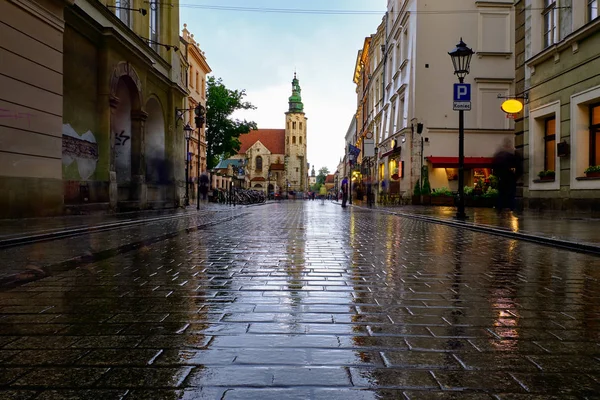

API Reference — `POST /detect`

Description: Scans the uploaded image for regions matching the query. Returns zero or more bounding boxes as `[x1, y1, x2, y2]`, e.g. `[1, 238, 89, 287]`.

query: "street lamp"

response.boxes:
[183, 123, 193, 206]
[448, 38, 474, 220]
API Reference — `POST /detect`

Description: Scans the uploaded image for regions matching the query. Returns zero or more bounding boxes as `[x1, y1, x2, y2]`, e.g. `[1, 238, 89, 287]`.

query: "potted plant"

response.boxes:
[412, 180, 421, 205]
[537, 170, 555, 181]
[584, 165, 600, 178]
[430, 187, 455, 206]
[421, 169, 432, 205]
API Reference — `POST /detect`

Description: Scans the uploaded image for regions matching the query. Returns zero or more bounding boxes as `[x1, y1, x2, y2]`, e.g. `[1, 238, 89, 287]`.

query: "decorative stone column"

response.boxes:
[108, 95, 120, 209]
[131, 109, 148, 208]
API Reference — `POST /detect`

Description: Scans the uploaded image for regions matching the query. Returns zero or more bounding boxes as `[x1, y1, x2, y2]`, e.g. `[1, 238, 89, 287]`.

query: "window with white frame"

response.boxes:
[397, 96, 405, 130]
[544, 117, 556, 171]
[389, 102, 396, 135]
[529, 101, 560, 190]
[396, 43, 401, 70]
[115, 0, 132, 27]
[402, 27, 408, 62]
[590, 0, 599, 22]
[589, 103, 600, 166]
[543, 0, 558, 48]
[149, 2, 159, 51]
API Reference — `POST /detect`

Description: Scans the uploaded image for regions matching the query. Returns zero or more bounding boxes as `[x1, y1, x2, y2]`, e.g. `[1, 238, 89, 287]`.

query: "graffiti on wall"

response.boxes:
[0, 108, 34, 127]
[62, 124, 98, 180]
[114, 130, 130, 146]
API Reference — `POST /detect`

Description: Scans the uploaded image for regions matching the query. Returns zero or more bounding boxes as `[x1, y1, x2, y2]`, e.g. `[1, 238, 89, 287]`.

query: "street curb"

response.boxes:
[0, 212, 251, 291]
[345, 203, 600, 257]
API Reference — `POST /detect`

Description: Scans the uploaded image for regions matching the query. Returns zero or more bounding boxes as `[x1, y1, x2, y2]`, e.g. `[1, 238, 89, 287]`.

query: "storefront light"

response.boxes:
[501, 99, 524, 114]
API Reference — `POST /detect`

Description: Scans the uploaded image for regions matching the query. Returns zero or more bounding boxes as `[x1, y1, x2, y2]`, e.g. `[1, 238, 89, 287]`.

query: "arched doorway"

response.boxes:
[109, 62, 144, 206]
[145, 97, 166, 202]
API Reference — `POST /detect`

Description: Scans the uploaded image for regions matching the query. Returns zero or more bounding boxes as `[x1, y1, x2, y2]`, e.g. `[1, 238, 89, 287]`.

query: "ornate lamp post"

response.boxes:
[448, 38, 474, 220]
[183, 123, 193, 206]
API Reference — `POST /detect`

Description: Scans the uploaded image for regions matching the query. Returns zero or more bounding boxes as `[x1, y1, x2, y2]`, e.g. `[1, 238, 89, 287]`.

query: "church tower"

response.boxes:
[284, 73, 308, 193]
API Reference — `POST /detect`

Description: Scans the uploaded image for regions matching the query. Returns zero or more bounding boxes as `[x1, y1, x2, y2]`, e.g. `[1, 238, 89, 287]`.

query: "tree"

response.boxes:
[205, 77, 257, 170]
[316, 167, 329, 186]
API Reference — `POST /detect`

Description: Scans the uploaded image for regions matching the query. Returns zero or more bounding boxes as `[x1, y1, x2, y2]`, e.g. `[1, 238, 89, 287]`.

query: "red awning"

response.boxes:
[426, 156, 494, 168]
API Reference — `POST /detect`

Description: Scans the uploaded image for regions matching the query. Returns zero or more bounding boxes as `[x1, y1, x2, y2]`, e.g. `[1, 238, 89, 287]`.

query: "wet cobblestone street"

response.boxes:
[1, 201, 600, 399]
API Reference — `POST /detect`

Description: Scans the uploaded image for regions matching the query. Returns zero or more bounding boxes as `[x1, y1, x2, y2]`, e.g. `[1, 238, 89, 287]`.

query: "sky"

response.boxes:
[182, 0, 385, 174]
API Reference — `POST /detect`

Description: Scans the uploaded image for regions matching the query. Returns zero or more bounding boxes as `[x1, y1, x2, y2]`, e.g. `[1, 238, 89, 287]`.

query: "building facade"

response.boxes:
[519, 0, 600, 212]
[226, 74, 309, 196]
[1, 0, 188, 218]
[0, 0, 72, 218]
[181, 24, 211, 201]
[351, 0, 516, 201]
[61, 0, 187, 212]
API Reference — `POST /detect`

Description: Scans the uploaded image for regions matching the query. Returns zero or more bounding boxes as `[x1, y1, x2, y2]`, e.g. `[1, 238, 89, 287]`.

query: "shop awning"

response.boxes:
[426, 156, 494, 168]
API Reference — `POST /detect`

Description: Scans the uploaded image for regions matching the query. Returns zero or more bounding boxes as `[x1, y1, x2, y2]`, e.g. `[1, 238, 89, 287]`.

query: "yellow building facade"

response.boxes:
[181, 24, 211, 201]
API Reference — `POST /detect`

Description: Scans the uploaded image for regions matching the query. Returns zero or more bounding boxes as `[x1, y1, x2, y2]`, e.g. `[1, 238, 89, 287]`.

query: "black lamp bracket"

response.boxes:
[175, 107, 195, 127]
[497, 92, 529, 103]
[106, 5, 147, 16]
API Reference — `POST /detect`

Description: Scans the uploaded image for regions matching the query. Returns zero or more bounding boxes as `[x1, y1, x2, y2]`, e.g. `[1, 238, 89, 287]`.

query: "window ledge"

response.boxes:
[576, 176, 600, 181]
[477, 51, 512, 59]
[533, 178, 555, 183]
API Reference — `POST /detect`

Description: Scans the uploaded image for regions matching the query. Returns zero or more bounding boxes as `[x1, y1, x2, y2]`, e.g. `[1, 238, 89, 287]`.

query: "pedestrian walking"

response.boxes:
[492, 138, 523, 212]
[341, 177, 349, 208]
[199, 173, 209, 201]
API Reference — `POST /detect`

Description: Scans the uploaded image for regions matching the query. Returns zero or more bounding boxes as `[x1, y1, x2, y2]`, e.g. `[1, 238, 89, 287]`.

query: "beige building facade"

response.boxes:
[0, 0, 72, 218]
[519, 0, 600, 213]
[353, 0, 516, 201]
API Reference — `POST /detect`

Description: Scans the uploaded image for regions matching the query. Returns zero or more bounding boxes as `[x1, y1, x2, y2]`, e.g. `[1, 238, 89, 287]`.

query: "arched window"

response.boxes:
[299, 136, 303, 144]
[292, 136, 296, 144]
[300, 122, 303, 130]
[256, 156, 263, 171]
[292, 121, 297, 129]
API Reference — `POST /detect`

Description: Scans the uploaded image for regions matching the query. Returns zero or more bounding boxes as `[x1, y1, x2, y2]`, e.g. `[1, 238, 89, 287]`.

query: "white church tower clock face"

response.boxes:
[285, 73, 308, 193]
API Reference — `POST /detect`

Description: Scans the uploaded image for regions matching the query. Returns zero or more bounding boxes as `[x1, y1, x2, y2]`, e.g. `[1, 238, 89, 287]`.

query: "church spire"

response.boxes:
[288, 73, 304, 113]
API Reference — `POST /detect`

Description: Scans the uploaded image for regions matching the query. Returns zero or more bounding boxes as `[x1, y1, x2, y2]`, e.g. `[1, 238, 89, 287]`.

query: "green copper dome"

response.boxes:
[288, 72, 304, 113]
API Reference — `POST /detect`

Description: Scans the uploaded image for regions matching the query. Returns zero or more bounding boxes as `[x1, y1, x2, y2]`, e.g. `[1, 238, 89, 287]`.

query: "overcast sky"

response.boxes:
[182, 0, 385, 173]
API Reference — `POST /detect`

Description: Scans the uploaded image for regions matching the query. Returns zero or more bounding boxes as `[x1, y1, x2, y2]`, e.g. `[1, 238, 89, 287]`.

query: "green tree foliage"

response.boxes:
[205, 77, 257, 170]
[310, 183, 322, 193]
[316, 167, 329, 185]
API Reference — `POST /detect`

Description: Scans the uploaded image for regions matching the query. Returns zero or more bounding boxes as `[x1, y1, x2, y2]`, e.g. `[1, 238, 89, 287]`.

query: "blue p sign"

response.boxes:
[453, 83, 471, 102]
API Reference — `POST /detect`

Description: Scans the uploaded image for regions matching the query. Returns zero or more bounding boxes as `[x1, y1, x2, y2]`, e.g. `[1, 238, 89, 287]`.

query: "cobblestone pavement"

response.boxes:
[1, 201, 600, 399]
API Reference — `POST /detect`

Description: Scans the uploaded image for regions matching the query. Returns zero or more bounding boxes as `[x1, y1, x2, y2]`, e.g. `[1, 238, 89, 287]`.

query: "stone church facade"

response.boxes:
[231, 74, 308, 195]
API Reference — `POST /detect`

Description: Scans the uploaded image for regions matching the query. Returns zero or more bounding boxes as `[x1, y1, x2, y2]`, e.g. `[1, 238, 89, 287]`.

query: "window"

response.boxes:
[189, 67, 194, 88]
[590, 0, 599, 22]
[196, 72, 199, 93]
[149, 2, 159, 51]
[287, 121, 290, 129]
[389, 101, 396, 134]
[292, 136, 296, 144]
[544, 117, 556, 171]
[299, 136, 302, 145]
[292, 121, 296, 129]
[299, 122, 303, 130]
[202, 78, 205, 97]
[402, 28, 408, 61]
[256, 156, 263, 171]
[397, 97, 405, 130]
[543, 0, 557, 48]
[115, 0, 132, 27]
[590, 104, 600, 166]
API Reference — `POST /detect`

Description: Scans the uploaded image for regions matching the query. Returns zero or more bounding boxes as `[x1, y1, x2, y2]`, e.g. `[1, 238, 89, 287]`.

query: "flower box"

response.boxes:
[430, 195, 455, 206]
[586, 171, 600, 178]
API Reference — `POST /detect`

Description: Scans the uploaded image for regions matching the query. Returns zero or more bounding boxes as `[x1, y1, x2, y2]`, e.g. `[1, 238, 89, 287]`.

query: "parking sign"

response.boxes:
[453, 83, 471, 111]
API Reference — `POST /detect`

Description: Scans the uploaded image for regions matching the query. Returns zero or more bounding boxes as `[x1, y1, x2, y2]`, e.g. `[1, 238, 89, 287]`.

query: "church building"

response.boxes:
[229, 73, 308, 195]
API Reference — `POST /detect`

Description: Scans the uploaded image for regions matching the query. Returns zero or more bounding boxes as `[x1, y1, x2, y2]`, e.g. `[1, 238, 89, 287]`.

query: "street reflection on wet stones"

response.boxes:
[1, 201, 600, 398]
